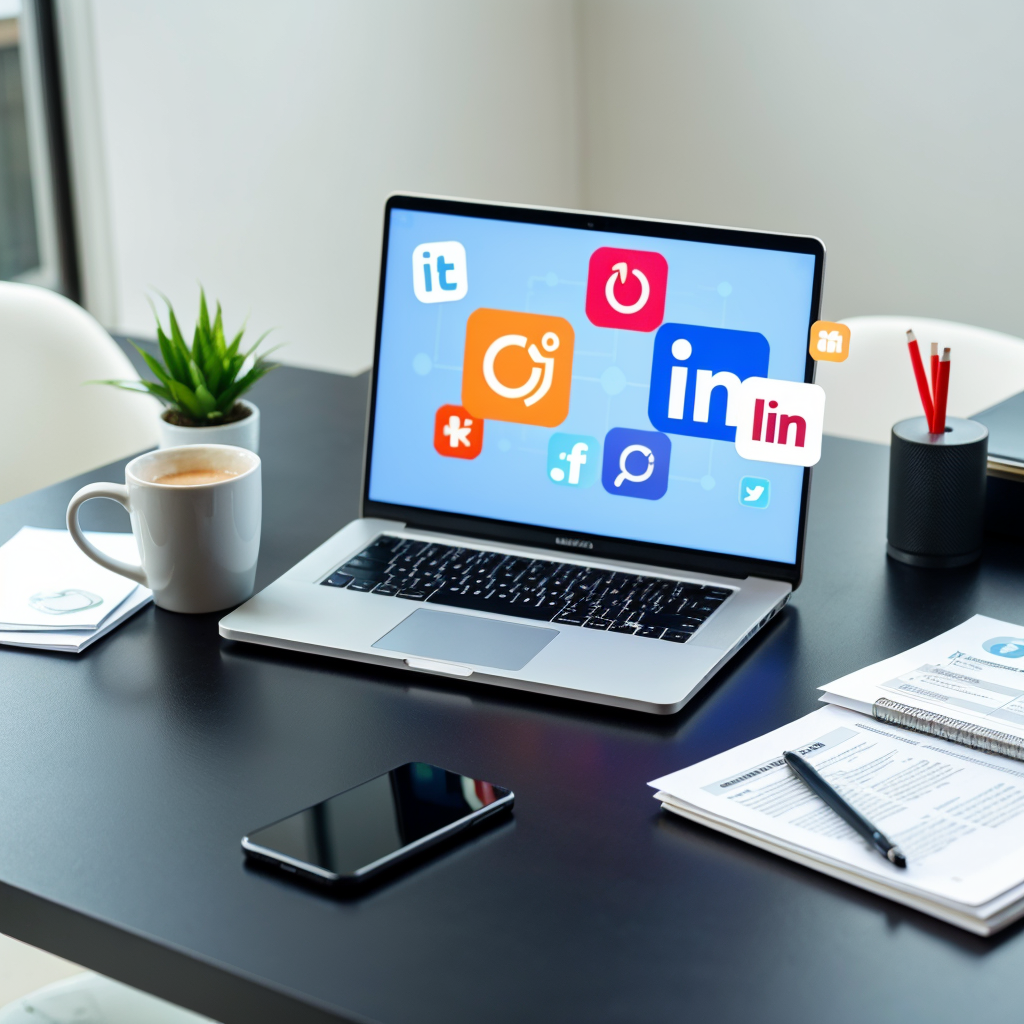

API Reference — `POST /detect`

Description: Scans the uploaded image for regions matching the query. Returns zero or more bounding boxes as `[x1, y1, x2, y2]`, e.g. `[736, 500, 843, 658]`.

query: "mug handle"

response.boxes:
[66, 483, 149, 587]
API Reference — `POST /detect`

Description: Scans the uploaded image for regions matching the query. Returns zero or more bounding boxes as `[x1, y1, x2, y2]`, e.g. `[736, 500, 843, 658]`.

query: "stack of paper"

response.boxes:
[651, 704, 1024, 934]
[0, 527, 152, 653]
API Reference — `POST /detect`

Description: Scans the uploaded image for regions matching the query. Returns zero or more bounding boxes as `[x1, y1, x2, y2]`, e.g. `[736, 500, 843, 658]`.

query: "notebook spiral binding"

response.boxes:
[873, 697, 1024, 762]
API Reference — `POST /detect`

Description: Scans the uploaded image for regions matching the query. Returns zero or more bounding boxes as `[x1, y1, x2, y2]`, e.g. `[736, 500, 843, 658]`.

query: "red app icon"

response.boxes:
[585, 246, 668, 333]
[433, 404, 483, 459]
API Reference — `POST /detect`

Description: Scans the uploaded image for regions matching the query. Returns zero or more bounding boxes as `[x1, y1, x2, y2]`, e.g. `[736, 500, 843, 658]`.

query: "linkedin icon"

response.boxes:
[647, 323, 770, 443]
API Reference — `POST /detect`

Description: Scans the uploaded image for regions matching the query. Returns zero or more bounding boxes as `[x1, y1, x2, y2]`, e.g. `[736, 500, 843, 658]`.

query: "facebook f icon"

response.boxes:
[547, 433, 600, 488]
[647, 324, 770, 442]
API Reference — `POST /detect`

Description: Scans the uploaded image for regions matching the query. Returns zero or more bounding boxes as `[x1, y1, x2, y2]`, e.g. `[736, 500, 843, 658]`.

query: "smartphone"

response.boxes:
[242, 762, 513, 885]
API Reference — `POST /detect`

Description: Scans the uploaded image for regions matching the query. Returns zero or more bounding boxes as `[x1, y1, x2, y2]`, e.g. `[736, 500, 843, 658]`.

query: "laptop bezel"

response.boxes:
[361, 193, 824, 587]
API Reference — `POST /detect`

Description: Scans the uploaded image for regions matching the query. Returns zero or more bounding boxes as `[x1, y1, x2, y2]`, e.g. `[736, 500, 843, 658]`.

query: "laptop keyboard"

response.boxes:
[320, 536, 734, 644]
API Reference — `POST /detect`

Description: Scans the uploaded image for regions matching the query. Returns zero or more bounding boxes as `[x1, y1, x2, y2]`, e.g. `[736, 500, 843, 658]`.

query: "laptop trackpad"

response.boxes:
[372, 608, 558, 671]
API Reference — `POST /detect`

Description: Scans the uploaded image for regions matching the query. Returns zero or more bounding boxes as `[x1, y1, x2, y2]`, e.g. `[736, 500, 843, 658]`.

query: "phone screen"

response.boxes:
[244, 762, 512, 879]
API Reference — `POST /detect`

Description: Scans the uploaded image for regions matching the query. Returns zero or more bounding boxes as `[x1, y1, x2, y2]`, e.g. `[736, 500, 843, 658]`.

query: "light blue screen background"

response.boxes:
[368, 208, 816, 565]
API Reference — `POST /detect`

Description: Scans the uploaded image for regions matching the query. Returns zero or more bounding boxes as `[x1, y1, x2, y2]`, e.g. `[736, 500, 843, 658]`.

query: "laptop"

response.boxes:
[219, 194, 825, 714]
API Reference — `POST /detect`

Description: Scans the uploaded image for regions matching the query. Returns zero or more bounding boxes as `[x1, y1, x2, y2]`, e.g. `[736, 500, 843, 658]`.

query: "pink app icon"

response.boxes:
[585, 247, 668, 333]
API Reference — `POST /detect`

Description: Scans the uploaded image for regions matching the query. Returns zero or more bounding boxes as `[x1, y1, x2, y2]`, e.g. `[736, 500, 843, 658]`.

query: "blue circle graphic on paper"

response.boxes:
[29, 589, 103, 615]
[983, 637, 1024, 658]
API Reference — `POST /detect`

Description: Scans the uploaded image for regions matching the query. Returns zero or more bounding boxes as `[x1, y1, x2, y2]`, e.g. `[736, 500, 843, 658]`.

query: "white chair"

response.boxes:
[0, 282, 159, 505]
[0, 971, 217, 1023]
[815, 316, 1024, 445]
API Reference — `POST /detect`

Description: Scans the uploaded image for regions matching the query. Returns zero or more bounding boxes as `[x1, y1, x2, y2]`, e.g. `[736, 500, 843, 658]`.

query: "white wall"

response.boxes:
[63, 0, 582, 374]
[60, 0, 1024, 375]
[577, 0, 1024, 337]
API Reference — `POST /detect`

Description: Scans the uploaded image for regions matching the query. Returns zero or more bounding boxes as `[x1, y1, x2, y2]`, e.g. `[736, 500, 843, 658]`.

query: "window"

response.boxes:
[0, 0, 78, 297]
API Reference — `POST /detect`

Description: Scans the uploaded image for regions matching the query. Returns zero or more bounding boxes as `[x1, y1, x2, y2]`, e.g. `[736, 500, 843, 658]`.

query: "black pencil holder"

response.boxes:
[887, 416, 988, 568]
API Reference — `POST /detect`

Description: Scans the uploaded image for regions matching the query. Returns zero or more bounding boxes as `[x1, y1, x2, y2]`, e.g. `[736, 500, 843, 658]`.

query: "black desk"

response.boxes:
[2, 360, 1024, 1024]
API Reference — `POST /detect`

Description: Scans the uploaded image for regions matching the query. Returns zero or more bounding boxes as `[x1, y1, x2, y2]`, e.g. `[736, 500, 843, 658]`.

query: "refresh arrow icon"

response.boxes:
[605, 262, 650, 315]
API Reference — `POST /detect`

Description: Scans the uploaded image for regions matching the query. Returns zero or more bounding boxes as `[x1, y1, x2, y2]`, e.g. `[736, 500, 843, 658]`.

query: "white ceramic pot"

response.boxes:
[157, 399, 260, 453]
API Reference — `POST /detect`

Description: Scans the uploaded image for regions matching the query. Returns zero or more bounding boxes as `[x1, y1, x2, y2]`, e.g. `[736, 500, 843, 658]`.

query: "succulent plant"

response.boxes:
[99, 289, 278, 426]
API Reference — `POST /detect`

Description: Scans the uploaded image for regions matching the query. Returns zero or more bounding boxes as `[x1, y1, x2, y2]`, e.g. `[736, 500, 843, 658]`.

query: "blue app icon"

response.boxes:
[983, 637, 1024, 658]
[547, 433, 600, 488]
[739, 476, 770, 509]
[601, 427, 671, 500]
[647, 323, 770, 442]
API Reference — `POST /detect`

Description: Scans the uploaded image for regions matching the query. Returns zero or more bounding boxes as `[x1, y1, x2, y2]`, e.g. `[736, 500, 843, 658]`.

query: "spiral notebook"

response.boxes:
[819, 615, 1024, 759]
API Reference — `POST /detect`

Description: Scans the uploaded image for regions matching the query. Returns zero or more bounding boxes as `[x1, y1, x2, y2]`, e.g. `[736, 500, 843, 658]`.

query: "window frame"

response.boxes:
[5, 0, 79, 299]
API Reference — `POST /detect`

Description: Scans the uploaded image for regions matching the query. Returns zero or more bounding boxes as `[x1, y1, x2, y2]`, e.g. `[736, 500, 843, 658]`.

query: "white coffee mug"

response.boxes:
[67, 444, 262, 614]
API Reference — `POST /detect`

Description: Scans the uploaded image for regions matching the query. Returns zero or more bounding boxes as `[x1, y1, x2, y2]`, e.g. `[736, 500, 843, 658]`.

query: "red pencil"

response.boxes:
[929, 342, 939, 430]
[906, 329, 935, 429]
[934, 347, 951, 433]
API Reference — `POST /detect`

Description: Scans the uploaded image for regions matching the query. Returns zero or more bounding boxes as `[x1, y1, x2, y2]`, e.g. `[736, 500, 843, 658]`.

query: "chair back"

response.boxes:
[816, 316, 1024, 445]
[0, 283, 158, 504]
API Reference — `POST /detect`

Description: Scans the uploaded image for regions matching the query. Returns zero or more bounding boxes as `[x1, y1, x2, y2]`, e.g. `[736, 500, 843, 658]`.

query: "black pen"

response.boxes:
[783, 749, 907, 868]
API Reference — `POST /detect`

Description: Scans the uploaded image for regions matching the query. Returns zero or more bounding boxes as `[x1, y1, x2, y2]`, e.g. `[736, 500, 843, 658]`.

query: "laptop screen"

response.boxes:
[367, 201, 819, 568]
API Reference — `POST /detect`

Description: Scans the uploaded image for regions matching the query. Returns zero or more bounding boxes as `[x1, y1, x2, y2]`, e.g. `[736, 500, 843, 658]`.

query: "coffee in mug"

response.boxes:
[67, 444, 261, 614]
[155, 468, 239, 486]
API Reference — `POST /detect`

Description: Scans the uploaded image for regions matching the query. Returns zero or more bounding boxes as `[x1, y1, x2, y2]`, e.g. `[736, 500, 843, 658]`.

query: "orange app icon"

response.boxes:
[809, 320, 851, 362]
[461, 308, 574, 427]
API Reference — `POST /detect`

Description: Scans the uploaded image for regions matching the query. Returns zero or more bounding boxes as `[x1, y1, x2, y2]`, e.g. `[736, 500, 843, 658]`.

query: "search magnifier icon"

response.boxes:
[601, 428, 671, 500]
[614, 444, 655, 487]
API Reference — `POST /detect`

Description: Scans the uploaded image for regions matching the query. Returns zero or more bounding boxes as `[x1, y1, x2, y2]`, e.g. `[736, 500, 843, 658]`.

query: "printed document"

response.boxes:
[650, 705, 1024, 933]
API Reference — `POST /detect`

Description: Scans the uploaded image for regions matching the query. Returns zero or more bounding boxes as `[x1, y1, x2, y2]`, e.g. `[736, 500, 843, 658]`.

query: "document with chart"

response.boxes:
[649, 704, 1024, 934]
[819, 615, 1024, 757]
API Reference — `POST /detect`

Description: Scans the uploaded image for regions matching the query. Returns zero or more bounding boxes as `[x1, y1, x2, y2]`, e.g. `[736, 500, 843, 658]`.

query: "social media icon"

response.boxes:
[809, 320, 851, 363]
[585, 247, 668, 333]
[601, 427, 671, 500]
[983, 637, 1024, 658]
[412, 241, 468, 303]
[733, 378, 825, 467]
[433, 404, 482, 459]
[461, 308, 574, 427]
[547, 433, 600, 488]
[739, 476, 770, 509]
[648, 323, 770, 442]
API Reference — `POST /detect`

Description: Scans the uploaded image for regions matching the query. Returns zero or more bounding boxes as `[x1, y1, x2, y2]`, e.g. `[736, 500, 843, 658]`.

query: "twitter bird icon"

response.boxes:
[739, 476, 770, 509]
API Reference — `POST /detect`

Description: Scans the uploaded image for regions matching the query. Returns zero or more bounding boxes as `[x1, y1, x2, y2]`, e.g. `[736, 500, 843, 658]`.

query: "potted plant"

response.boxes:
[100, 289, 278, 452]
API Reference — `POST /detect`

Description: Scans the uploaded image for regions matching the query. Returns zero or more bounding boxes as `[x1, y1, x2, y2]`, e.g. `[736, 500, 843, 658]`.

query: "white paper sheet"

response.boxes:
[650, 705, 1024, 910]
[0, 527, 140, 630]
[819, 614, 1024, 743]
[0, 584, 152, 652]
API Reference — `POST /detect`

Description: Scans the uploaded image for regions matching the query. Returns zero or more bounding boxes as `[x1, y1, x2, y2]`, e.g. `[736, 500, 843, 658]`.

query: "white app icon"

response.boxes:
[412, 241, 467, 303]
[733, 377, 825, 467]
[483, 331, 559, 407]
[605, 262, 650, 315]
[816, 329, 844, 355]
[442, 414, 473, 449]
[744, 485, 764, 502]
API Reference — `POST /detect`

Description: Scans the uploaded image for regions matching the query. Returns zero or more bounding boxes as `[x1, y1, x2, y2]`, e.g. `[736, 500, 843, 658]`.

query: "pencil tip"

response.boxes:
[942, 347, 951, 360]
[906, 329, 916, 342]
